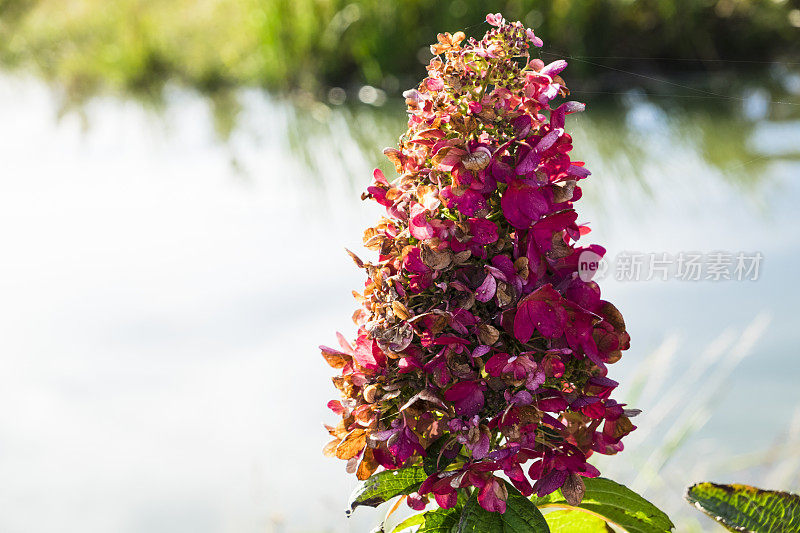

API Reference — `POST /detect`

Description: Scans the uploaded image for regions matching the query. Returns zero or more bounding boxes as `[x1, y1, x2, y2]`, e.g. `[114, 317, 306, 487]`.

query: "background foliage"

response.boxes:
[0, 0, 799, 100]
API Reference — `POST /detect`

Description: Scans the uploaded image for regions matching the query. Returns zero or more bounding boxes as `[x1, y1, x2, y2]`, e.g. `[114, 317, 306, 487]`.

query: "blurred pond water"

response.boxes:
[0, 70, 798, 532]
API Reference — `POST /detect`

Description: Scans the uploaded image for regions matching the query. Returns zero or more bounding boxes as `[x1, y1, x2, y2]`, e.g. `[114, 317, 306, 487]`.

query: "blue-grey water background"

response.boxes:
[0, 69, 798, 532]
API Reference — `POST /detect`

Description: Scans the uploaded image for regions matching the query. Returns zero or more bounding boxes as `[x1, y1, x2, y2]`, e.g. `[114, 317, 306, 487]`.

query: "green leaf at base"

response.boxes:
[544, 509, 614, 532]
[348, 466, 428, 514]
[530, 477, 674, 533]
[458, 483, 550, 532]
[392, 513, 427, 533]
[686, 482, 800, 532]
[393, 505, 462, 533]
[420, 507, 462, 532]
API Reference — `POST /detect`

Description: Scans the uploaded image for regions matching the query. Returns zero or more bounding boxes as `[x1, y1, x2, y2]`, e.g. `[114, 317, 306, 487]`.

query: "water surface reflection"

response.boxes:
[0, 72, 798, 532]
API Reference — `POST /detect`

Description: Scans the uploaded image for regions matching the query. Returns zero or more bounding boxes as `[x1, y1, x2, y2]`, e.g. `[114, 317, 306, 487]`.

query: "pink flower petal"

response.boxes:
[485, 353, 510, 377]
[526, 28, 543, 47]
[444, 381, 485, 417]
[551, 101, 586, 129]
[426, 77, 445, 91]
[410, 203, 435, 240]
[541, 60, 568, 78]
[501, 180, 548, 229]
[513, 284, 567, 342]
[475, 273, 497, 302]
[469, 218, 498, 245]
[534, 469, 567, 497]
[535, 128, 564, 153]
[441, 186, 486, 216]
[486, 13, 503, 26]
[477, 478, 507, 513]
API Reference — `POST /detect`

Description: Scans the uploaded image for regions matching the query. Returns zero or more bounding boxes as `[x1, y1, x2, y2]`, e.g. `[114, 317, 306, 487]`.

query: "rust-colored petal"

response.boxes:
[514, 257, 530, 280]
[356, 448, 379, 480]
[345, 248, 365, 269]
[335, 429, 367, 460]
[599, 301, 626, 331]
[383, 147, 404, 173]
[478, 324, 500, 345]
[392, 301, 411, 320]
[321, 346, 351, 369]
[561, 472, 586, 506]
[462, 150, 491, 171]
[323, 438, 341, 457]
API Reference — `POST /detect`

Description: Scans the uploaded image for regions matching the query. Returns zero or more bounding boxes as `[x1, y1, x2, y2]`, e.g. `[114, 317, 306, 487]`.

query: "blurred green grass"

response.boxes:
[0, 0, 798, 101]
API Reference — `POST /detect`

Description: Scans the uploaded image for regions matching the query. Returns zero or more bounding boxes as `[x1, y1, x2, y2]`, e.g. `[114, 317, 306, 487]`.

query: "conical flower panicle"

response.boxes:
[321, 13, 638, 514]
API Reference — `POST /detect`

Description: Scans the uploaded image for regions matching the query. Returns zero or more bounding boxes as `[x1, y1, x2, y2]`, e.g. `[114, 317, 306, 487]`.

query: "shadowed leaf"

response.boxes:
[423, 436, 460, 475]
[459, 483, 549, 532]
[348, 466, 428, 513]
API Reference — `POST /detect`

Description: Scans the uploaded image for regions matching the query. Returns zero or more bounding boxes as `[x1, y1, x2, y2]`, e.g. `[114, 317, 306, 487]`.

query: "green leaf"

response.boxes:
[392, 512, 426, 533]
[348, 466, 428, 513]
[530, 477, 674, 533]
[458, 483, 550, 532]
[544, 509, 613, 532]
[419, 507, 462, 533]
[423, 436, 460, 475]
[686, 482, 800, 532]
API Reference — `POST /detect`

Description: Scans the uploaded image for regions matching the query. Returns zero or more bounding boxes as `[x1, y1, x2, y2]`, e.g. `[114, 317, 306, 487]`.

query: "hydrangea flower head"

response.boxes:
[322, 13, 639, 514]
